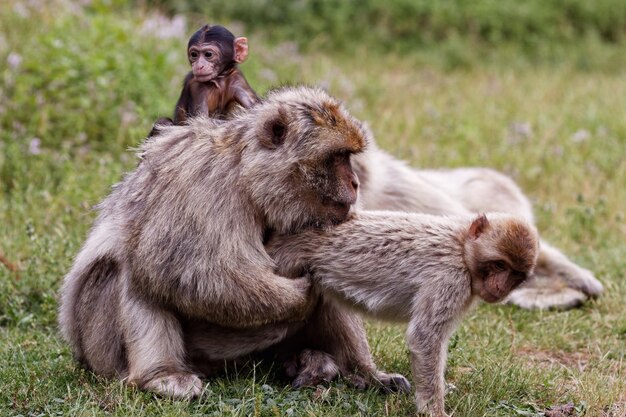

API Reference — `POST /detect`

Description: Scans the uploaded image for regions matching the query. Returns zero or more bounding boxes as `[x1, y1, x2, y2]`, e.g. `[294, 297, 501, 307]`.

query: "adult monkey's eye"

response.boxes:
[493, 261, 507, 271]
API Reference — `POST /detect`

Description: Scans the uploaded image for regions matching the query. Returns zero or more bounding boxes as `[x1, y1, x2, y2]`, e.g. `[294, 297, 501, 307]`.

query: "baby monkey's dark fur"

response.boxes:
[150, 25, 259, 136]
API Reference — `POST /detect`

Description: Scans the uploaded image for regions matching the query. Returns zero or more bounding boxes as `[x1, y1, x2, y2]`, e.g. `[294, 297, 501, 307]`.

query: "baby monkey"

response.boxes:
[268, 212, 539, 417]
[149, 25, 259, 136]
[174, 24, 259, 123]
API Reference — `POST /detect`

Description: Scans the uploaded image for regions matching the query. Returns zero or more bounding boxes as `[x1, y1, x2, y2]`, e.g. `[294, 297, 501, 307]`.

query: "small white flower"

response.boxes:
[570, 129, 590, 143]
[7, 52, 22, 70]
[29, 137, 41, 155]
[507, 122, 533, 144]
[141, 14, 187, 40]
[259, 68, 278, 83]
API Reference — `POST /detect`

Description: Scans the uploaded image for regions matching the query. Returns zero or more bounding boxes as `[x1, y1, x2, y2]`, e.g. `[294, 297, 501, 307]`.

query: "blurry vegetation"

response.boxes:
[1, 0, 625, 416]
[147, 0, 626, 51]
[0, 3, 183, 153]
[2, 0, 625, 153]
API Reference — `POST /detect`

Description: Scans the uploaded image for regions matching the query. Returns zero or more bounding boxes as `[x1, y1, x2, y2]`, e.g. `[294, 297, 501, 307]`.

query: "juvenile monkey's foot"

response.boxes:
[143, 372, 203, 399]
[290, 349, 340, 388]
[370, 371, 411, 393]
[415, 393, 449, 417]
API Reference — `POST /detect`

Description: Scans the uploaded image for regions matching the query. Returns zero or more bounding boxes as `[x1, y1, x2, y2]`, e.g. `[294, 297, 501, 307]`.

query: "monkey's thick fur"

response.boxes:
[60, 85, 602, 399]
[354, 143, 603, 309]
[59, 87, 408, 398]
[267, 211, 540, 417]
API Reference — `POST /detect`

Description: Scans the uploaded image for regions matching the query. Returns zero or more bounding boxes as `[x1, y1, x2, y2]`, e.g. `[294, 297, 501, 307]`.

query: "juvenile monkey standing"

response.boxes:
[268, 211, 539, 417]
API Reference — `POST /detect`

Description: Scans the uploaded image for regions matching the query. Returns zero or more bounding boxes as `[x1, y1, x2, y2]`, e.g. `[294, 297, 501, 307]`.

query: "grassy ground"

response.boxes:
[1, 2, 625, 416]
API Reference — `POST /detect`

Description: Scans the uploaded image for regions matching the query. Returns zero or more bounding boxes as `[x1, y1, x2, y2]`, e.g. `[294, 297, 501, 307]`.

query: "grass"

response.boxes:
[1, 1, 625, 416]
[149, 0, 626, 52]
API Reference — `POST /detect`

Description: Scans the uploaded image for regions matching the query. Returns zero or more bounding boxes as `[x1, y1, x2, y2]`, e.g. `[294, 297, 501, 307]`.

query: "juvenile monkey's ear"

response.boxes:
[469, 214, 489, 240]
[260, 108, 288, 149]
[234, 37, 249, 63]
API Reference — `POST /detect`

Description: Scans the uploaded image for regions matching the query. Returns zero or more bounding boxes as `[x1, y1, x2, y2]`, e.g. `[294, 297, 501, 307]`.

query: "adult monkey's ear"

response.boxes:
[260, 107, 288, 149]
[234, 37, 249, 63]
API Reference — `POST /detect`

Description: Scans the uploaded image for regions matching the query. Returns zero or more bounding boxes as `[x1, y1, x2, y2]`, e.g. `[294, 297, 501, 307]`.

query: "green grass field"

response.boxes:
[1, 1, 625, 416]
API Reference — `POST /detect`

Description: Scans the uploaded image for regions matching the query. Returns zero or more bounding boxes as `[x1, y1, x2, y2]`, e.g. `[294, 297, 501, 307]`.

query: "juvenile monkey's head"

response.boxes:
[187, 24, 249, 82]
[240, 86, 366, 233]
[463, 214, 539, 303]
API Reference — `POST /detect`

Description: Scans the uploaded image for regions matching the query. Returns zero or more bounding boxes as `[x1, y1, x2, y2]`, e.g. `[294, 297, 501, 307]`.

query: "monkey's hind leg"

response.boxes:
[505, 275, 587, 310]
[121, 279, 202, 399]
[536, 241, 603, 296]
[285, 297, 411, 393]
[407, 322, 450, 417]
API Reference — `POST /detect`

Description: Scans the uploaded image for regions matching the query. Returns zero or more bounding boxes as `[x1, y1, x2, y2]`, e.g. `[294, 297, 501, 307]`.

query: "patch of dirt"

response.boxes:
[515, 345, 591, 372]
[545, 402, 576, 417]
[603, 402, 626, 417]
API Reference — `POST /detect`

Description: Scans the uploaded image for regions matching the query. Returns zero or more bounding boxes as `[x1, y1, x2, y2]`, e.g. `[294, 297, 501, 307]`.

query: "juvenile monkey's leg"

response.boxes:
[120, 278, 202, 399]
[285, 296, 411, 392]
[407, 320, 450, 417]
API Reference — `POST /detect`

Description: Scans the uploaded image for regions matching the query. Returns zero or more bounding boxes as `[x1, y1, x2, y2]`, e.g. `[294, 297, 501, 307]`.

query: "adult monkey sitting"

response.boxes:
[59, 87, 409, 398]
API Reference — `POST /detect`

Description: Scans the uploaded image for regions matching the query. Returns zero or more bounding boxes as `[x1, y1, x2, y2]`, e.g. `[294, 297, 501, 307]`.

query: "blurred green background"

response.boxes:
[1, 0, 624, 416]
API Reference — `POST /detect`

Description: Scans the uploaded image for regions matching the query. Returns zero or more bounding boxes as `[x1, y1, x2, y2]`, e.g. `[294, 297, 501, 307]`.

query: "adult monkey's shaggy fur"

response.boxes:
[59, 86, 409, 398]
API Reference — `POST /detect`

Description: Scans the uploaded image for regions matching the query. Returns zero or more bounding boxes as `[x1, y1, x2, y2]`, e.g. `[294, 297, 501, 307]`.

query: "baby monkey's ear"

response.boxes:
[234, 37, 249, 63]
